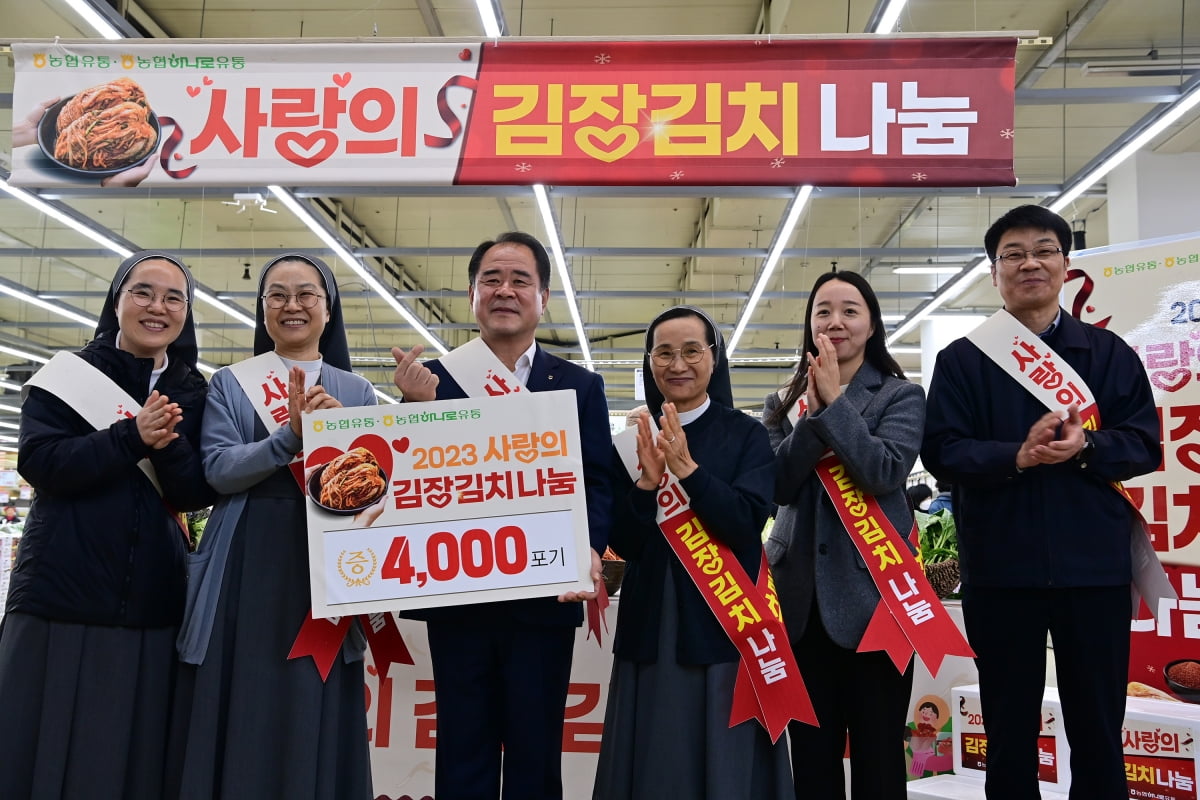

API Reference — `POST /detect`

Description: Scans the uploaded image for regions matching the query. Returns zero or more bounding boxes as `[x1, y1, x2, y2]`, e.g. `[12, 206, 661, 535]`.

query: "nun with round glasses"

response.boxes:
[169, 253, 376, 800]
[0, 250, 212, 799]
[594, 305, 791, 799]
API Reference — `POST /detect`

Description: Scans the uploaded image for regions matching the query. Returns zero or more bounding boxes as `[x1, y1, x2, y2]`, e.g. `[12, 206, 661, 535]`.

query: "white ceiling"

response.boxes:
[2, 0, 1200, 417]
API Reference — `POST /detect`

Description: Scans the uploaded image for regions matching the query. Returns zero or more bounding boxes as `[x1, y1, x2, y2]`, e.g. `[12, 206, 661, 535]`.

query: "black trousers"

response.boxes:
[961, 584, 1131, 800]
[786, 604, 913, 800]
[426, 621, 576, 800]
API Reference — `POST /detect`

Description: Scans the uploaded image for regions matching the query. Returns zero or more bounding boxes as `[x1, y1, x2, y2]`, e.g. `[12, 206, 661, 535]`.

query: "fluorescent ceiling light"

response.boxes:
[474, 0, 502, 37]
[727, 185, 814, 356]
[887, 258, 990, 345]
[0, 422, 20, 431]
[0, 345, 50, 364]
[373, 388, 398, 405]
[0, 404, 21, 414]
[0, 177, 132, 257]
[194, 288, 255, 328]
[730, 356, 801, 364]
[1051, 80, 1200, 212]
[881, 314, 906, 322]
[533, 185, 593, 368]
[2, 177, 253, 336]
[926, 314, 989, 324]
[0, 381, 22, 392]
[0, 283, 96, 327]
[61, 0, 123, 39]
[891, 266, 963, 275]
[871, 0, 909, 33]
[269, 186, 448, 355]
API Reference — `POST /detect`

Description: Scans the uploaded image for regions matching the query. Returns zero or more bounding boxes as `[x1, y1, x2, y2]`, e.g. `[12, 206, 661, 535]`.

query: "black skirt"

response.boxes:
[0, 611, 177, 800]
[592, 569, 792, 799]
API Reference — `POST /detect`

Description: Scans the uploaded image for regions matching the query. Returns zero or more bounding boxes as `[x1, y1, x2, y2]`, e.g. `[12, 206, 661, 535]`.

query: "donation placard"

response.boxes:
[303, 391, 591, 617]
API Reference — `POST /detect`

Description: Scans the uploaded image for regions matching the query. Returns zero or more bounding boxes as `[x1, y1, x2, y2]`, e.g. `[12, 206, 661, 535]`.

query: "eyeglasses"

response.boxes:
[649, 344, 714, 366]
[262, 291, 325, 309]
[994, 246, 1063, 266]
[122, 288, 187, 313]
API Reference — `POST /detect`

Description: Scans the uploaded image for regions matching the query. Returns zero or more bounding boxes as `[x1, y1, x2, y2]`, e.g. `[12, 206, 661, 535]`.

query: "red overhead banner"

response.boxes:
[10, 37, 1015, 188]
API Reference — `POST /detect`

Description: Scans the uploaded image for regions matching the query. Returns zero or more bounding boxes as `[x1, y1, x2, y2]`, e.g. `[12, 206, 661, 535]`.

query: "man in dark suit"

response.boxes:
[922, 206, 1160, 800]
[392, 231, 613, 800]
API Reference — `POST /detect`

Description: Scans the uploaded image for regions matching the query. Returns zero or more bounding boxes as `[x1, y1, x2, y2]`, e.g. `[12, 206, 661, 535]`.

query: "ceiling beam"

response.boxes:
[1017, 0, 1112, 89]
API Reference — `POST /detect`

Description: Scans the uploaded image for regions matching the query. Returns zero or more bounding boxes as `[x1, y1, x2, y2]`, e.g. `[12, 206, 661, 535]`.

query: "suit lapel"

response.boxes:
[844, 362, 884, 415]
[524, 346, 560, 393]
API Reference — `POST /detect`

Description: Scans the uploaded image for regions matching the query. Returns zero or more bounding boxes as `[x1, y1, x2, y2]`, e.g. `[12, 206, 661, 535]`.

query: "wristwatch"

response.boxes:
[1076, 430, 1096, 469]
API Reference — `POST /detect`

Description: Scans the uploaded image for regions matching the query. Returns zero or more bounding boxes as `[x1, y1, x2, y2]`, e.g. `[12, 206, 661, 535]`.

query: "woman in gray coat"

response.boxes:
[763, 270, 925, 800]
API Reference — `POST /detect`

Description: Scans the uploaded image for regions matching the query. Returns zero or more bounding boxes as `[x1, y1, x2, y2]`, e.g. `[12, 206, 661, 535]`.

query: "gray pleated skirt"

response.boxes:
[593, 569, 793, 799]
[0, 611, 177, 800]
[165, 468, 372, 800]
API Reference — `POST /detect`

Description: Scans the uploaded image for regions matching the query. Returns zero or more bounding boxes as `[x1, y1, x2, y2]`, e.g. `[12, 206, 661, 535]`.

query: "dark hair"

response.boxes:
[766, 271, 905, 427]
[983, 205, 1072, 263]
[906, 484, 933, 508]
[919, 701, 940, 717]
[468, 231, 552, 290]
[935, 479, 952, 493]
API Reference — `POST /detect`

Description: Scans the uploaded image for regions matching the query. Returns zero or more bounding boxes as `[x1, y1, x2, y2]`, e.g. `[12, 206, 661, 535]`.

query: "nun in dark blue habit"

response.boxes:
[593, 305, 792, 799]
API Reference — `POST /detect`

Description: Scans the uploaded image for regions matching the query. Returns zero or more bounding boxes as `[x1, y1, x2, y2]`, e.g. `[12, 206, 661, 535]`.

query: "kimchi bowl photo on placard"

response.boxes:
[36, 78, 160, 176]
[308, 447, 388, 515]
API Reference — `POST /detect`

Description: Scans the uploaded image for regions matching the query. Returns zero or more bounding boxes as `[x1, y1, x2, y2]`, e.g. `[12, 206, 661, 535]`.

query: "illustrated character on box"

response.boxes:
[908, 697, 953, 776]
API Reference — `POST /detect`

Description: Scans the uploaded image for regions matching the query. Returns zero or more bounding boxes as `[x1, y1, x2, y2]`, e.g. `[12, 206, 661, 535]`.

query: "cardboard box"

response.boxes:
[1123, 696, 1200, 800]
[951, 684, 1070, 790]
[905, 773, 1069, 800]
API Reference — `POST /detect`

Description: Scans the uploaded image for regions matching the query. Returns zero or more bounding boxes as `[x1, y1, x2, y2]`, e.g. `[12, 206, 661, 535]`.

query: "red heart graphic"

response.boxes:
[186, 85, 201, 97]
[427, 492, 452, 509]
[306, 445, 344, 470]
[392, 437, 410, 454]
[458, 48, 472, 61]
[1150, 368, 1191, 393]
[275, 131, 338, 168]
[333, 72, 351, 87]
[304, 434, 393, 477]
[202, 76, 213, 85]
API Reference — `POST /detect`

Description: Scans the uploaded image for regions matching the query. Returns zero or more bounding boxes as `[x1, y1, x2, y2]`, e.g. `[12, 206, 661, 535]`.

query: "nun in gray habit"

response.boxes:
[167, 254, 376, 800]
[593, 306, 792, 800]
[0, 250, 212, 800]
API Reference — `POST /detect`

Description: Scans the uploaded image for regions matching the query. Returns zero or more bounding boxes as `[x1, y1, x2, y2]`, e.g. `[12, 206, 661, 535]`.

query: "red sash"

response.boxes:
[657, 500, 817, 741]
[814, 453, 974, 675]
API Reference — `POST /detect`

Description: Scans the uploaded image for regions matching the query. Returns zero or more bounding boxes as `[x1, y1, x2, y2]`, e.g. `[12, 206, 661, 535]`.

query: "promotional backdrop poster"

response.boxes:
[1067, 234, 1200, 712]
[11, 37, 1016, 189]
